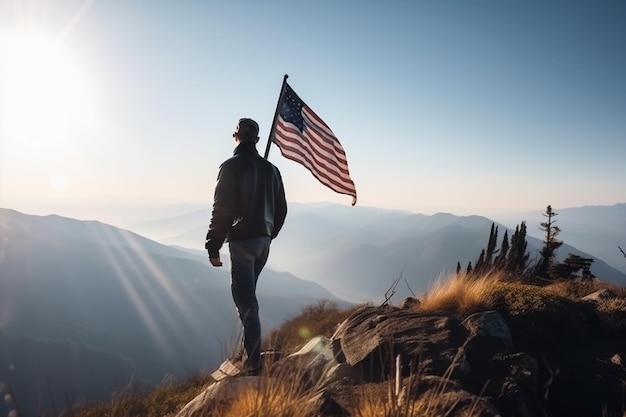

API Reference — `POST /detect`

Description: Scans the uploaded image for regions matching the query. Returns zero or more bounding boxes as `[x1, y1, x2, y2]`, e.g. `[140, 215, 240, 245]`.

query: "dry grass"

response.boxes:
[416, 270, 626, 316]
[416, 271, 626, 351]
[264, 300, 362, 354]
[352, 384, 484, 417]
[545, 279, 626, 299]
[192, 360, 336, 417]
[353, 348, 485, 417]
[220, 377, 311, 417]
[544, 279, 626, 333]
[415, 270, 506, 316]
[72, 372, 213, 417]
[65, 276, 626, 417]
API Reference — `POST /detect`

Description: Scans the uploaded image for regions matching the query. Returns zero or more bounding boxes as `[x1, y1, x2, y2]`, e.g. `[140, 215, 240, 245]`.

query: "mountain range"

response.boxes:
[1, 202, 624, 415]
[128, 202, 626, 302]
[492, 203, 626, 276]
[0, 208, 342, 416]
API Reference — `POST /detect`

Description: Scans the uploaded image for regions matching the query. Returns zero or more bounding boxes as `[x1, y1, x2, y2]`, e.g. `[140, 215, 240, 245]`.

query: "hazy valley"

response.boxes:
[1, 202, 624, 415]
[129, 202, 626, 302]
[0, 208, 343, 416]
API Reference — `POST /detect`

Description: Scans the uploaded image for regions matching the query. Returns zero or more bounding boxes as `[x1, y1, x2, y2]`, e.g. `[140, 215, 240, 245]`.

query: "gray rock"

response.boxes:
[332, 305, 469, 382]
[321, 363, 358, 388]
[462, 310, 513, 348]
[271, 336, 340, 390]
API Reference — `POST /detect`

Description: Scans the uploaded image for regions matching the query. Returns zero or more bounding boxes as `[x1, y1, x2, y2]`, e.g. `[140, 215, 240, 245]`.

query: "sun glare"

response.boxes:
[0, 32, 96, 152]
[49, 174, 69, 191]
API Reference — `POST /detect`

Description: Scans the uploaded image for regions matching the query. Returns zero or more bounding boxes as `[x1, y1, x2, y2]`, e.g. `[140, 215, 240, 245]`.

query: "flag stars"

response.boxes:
[279, 86, 306, 132]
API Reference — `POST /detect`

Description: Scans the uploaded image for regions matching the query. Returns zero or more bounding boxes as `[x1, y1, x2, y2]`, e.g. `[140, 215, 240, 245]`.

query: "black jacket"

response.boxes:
[205, 141, 287, 258]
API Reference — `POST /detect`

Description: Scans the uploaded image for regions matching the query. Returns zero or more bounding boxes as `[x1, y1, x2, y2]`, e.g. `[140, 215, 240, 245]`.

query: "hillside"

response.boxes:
[0, 208, 346, 417]
[70, 273, 626, 417]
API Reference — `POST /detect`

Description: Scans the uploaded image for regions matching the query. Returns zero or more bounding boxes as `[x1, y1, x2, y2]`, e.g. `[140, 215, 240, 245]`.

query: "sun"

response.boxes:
[49, 174, 70, 192]
[0, 31, 96, 153]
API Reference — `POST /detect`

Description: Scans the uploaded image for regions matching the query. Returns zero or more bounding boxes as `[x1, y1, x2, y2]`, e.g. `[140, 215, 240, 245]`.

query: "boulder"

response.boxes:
[175, 292, 626, 417]
[332, 305, 469, 382]
[462, 310, 513, 348]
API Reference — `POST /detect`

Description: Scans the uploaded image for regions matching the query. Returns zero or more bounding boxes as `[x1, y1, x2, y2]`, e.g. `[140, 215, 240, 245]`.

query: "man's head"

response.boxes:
[233, 118, 259, 142]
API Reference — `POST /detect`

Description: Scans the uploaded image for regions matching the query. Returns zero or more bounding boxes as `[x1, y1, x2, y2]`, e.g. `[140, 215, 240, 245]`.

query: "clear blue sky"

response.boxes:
[1, 0, 624, 221]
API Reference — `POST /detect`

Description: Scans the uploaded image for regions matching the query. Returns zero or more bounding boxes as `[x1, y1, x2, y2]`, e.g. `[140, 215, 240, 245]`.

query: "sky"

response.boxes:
[0, 0, 625, 224]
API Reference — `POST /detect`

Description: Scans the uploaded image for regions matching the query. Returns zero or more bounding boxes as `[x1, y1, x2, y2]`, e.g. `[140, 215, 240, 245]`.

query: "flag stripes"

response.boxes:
[272, 83, 357, 205]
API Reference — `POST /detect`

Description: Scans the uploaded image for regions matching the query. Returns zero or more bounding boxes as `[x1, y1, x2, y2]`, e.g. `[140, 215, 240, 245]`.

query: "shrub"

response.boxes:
[484, 281, 592, 350]
[545, 279, 626, 299]
[416, 272, 595, 351]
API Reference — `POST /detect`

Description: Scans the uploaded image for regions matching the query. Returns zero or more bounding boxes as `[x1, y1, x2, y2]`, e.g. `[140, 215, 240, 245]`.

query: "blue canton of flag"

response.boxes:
[271, 83, 357, 205]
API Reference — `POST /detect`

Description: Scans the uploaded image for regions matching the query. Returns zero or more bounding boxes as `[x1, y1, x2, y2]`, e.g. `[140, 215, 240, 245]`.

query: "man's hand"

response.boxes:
[209, 256, 223, 267]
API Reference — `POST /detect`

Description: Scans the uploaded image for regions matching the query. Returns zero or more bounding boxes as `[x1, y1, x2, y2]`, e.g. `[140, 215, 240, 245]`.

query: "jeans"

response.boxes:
[229, 236, 271, 368]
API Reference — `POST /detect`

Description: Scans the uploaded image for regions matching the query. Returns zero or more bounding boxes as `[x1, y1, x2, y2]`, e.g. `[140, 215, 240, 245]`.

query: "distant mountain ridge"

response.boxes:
[493, 203, 626, 275]
[1, 204, 623, 414]
[127, 202, 626, 302]
[0, 208, 344, 416]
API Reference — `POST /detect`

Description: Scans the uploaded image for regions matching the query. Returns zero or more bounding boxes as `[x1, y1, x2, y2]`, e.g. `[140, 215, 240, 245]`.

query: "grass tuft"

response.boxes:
[221, 378, 309, 417]
[415, 270, 505, 316]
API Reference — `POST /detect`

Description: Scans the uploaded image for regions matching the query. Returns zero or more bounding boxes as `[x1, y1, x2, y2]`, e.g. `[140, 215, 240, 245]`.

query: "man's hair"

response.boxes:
[234, 118, 259, 141]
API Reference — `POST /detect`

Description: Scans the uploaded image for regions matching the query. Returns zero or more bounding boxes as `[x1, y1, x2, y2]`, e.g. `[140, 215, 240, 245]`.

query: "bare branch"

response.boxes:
[382, 271, 403, 307]
[404, 275, 417, 299]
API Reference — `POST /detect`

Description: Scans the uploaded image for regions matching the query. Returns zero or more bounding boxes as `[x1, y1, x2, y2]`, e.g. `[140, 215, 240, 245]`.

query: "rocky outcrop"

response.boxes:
[177, 292, 626, 417]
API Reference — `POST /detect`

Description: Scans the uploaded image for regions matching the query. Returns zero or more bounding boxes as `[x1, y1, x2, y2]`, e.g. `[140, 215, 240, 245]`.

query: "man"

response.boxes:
[205, 118, 287, 375]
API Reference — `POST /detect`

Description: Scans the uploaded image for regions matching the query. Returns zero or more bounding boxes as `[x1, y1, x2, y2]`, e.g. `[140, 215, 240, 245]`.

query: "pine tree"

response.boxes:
[484, 223, 499, 268]
[494, 230, 509, 269]
[507, 222, 529, 276]
[506, 225, 519, 273]
[550, 254, 595, 281]
[536, 205, 563, 279]
[474, 249, 486, 274]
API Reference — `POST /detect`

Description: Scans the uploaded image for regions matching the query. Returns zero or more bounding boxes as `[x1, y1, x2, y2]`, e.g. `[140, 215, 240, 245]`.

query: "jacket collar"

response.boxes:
[233, 141, 259, 156]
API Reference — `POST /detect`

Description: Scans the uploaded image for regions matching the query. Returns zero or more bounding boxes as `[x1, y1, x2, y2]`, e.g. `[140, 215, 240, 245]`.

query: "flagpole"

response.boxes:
[264, 74, 289, 159]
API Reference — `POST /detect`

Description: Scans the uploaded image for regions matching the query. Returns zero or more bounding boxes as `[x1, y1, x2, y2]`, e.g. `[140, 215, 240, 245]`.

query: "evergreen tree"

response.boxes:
[468, 223, 499, 275]
[466, 261, 473, 274]
[494, 230, 509, 269]
[484, 223, 499, 268]
[536, 205, 563, 278]
[456, 261, 462, 275]
[550, 254, 595, 281]
[507, 222, 529, 276]
[474, 249, 486, 274]
[506, 225, 519, 274]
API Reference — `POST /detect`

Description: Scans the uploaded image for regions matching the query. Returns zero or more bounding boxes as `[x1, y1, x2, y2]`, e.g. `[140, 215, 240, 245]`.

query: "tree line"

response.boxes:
[457, 205, 595, 283]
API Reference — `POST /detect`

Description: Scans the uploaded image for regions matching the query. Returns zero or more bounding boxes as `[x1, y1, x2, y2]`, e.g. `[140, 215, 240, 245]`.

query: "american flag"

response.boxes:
[271, 83, 357, 205]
